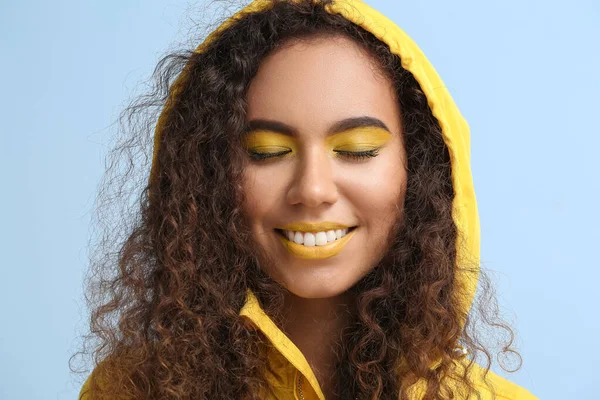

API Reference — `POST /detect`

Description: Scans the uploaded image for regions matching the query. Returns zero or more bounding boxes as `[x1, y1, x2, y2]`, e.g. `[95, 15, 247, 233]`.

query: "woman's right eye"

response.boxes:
[247, 149, 291, 161]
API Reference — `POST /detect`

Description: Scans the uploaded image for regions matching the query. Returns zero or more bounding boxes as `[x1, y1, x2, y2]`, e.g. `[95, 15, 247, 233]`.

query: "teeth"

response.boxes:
[326, 230, 336, 242]
[282, 228, 351, 246]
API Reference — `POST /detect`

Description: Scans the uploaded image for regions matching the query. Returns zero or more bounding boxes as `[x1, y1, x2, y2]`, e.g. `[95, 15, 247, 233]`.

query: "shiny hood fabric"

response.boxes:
[81, 0, 537, 398]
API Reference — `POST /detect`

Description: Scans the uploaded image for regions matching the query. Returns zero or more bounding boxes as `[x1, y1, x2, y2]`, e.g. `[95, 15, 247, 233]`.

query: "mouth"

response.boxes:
[275, 226, 357, 243]
[274, 226, 358, 260]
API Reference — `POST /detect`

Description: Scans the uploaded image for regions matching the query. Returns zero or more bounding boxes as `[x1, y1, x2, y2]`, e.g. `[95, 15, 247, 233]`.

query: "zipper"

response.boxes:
[297, 373, 305, 400]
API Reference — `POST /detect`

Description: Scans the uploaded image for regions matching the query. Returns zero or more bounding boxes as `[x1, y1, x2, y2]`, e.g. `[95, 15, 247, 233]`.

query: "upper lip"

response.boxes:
[277, 221, 353, 232]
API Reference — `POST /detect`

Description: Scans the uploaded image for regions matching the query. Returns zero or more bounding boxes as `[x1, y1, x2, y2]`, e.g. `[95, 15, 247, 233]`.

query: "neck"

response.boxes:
[280, 290, 356, 399]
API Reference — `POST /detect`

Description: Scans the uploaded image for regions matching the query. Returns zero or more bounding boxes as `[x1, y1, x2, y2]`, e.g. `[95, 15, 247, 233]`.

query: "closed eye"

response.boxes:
[247, 149, 292, 161]
[334, 148, 380, 161]
[247, 148, 380, 162]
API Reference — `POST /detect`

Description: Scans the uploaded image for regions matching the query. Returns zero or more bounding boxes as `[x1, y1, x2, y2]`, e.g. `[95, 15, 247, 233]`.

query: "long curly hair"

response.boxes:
[71, 1, 521, 399]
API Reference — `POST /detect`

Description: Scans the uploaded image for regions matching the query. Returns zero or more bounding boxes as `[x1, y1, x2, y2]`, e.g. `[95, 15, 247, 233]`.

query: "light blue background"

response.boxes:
[1, 0, 597, 399]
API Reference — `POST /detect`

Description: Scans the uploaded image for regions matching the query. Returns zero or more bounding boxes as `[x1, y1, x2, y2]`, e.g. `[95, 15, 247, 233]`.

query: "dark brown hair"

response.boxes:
[72, 1, 520, 399]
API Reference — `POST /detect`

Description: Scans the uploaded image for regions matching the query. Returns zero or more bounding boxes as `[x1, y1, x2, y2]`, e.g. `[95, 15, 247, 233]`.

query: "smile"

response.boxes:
[275, 227, 357, 259]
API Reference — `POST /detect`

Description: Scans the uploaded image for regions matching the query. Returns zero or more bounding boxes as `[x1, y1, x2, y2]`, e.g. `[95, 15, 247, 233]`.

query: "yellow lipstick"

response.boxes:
[278, 221, 350, 232]
[276, 222, 357, 260]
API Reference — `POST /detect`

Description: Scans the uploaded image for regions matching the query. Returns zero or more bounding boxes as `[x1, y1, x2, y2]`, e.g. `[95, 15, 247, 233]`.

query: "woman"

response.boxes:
[75, 0, 537, 398]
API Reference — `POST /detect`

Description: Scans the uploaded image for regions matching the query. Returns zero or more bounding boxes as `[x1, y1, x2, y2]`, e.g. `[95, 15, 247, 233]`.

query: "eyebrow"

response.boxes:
[244, 116, 391, 136]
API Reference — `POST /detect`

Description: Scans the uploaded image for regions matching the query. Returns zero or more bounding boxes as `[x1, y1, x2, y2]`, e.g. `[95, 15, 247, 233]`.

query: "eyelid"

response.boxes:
[325, 127, 392, 149]
[249, 145, 291, 152]
[333, 144, 380, 152]
[242, 131, 296, 149]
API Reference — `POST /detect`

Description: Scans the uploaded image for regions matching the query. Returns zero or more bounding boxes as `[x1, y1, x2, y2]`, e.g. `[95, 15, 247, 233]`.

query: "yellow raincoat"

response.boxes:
[79, 0, 538, 398]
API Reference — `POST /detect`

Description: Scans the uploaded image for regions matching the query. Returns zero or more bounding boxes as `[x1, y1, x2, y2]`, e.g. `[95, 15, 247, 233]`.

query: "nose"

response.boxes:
[286, 147, 339, 207]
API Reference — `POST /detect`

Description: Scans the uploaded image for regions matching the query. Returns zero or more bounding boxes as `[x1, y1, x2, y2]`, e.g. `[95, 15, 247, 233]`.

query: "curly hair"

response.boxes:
[71, 1, 521, 399]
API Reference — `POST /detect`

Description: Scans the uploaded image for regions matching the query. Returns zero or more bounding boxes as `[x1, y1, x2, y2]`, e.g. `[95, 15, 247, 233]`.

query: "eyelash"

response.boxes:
[335, 149, 380, 160]
[247, 149, 380, 161]
[248, 150, 290, 161]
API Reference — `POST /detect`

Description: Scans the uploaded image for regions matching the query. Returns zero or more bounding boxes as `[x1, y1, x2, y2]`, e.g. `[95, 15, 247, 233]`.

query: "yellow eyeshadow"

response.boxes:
[242, 126, 392, 154]
[242, 131, 296, 152]
[326, 126, 392, 151]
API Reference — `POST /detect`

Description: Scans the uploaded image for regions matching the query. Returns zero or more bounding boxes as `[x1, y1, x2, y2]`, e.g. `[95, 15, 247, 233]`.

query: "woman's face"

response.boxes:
[242, 35, 407, 299]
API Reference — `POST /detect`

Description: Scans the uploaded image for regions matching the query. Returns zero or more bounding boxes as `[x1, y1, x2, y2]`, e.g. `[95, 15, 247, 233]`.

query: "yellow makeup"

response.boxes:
[242, 131, 297, 159]
[325, 126, 392, 152]
[242, 126, 392, 159]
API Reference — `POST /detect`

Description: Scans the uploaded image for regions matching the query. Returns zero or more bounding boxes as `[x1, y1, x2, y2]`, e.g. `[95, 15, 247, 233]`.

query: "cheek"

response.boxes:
[368, 174, 405, 263]
[241, 166, 285, 225]
[345, 158, 406, 210]
[342, 155, 406, 241]
[241, 168, 263, 222]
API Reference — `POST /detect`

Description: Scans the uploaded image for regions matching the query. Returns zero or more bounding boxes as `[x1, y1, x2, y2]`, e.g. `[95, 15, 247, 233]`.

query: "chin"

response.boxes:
[280, 275, 358, 299]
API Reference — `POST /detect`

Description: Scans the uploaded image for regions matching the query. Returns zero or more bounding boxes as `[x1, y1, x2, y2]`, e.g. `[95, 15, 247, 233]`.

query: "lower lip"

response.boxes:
[275, 228, 357, 260]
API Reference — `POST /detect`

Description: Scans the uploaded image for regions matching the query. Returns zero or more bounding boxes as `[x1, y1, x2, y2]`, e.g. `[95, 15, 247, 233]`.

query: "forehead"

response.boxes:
[245, 35, 401, 136]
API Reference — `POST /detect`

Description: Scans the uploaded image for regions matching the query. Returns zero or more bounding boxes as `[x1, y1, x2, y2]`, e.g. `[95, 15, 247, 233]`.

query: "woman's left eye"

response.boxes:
[334, 148, 380, 161]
